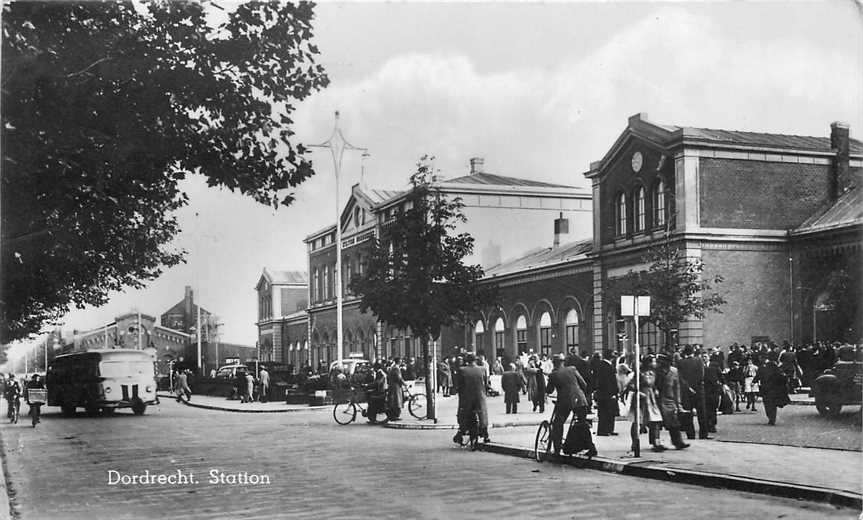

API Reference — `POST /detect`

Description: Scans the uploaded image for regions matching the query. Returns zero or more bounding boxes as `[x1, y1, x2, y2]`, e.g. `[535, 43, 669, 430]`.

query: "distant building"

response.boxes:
[254, 269, 308, 366]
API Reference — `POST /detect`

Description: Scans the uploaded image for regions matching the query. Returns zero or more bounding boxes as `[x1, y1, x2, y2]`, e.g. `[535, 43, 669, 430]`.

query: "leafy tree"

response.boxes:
[1, 1, 329, 342]
[608, 244, 725, 349]
[351, 157, 496, 419]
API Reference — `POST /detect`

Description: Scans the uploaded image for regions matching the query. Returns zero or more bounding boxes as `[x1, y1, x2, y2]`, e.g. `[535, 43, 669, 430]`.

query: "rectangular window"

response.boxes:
[540, 327, 552, 356]
[566, 324, 578, 350]
[516, 330, 527, 354]
[494, 331, 504, 356]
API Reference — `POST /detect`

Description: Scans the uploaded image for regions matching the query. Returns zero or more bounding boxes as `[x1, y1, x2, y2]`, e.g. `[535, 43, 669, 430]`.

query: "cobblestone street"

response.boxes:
[0, 401, 855, 519]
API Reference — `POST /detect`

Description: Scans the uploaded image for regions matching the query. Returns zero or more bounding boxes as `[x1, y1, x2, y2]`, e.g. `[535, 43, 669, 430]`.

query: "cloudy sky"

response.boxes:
[9, 1, 862, 358]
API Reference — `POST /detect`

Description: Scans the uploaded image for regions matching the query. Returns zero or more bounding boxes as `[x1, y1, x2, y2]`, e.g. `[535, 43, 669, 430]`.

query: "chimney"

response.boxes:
[469, 157, 484, 175]
[184, 286, 193, 317]
[553, 212, 569, 248]
[830, 121, 850, 199]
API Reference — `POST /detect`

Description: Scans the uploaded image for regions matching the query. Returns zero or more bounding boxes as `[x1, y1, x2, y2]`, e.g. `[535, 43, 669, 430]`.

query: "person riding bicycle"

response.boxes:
[25, 374, 45, 424]
[453, 353, 490, 445]
[546, 354, 597, 457]
[4, 374, 21, 420]
[365, 362, 388, 425]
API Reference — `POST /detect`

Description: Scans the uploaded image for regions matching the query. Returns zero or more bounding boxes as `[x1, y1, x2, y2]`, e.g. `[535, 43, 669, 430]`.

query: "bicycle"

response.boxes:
[27, 388, 46, 428]
[453, 407, 480, 451]
[403, 384, 427, 420]
[7, 398, 20, 425]
[534, 400, 595, 462]
[333, 386, 390, 425]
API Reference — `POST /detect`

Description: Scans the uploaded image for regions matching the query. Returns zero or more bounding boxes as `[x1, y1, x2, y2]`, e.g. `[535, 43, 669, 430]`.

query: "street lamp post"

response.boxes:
[310, 111, 367, 367]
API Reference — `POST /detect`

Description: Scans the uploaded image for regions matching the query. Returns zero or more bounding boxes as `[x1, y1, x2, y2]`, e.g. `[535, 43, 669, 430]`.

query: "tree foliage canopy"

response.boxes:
[1, 1, 328, 342]
[350, 157, 495, 343]
[608, 244, 726, 342]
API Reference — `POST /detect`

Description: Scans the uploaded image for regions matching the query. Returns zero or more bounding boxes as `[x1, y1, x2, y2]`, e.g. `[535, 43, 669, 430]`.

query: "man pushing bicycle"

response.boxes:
[545, 354, 596, 457]
[453, 353, 490, 445]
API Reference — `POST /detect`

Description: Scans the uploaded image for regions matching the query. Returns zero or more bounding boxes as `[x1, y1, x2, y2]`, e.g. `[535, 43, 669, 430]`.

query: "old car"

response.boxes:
[810, 345, 862, 416]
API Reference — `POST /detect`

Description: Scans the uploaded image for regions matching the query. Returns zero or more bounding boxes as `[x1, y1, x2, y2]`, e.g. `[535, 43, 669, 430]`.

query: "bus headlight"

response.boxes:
[105, 387, 111, 394]
[145, 386, 152, 393]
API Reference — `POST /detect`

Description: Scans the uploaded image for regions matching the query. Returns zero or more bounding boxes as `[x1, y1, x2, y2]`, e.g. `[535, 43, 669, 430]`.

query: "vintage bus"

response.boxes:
[47, 349, 158, 416]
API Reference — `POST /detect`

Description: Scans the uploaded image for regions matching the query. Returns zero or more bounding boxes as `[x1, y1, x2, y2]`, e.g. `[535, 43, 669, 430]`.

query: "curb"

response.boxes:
[384, 419, 544, 430]
[0, 429, 16, 520]
[157, 394, 330, 414]
[479, 442, 862, 510]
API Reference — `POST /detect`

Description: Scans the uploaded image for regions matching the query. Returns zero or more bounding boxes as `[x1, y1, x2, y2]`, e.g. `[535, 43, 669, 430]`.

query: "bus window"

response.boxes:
[100, 361, 153, 379]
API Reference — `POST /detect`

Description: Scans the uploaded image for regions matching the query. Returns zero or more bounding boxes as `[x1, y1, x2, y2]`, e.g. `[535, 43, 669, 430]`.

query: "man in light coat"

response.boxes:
[259, 367, 270, 403]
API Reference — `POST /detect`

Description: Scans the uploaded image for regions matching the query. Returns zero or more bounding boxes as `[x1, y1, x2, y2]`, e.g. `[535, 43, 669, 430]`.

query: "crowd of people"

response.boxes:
[439, 339, 859, 456]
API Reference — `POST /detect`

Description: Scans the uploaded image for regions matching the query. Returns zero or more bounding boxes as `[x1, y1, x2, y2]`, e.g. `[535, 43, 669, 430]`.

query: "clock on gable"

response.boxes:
[631, 151, 643, 173]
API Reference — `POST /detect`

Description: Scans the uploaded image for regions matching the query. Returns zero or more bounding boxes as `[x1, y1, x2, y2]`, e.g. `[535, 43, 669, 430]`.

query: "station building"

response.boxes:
[262, 114, 861, 367]
[301, 159, 592, 367]
[464, 114, 862, 359]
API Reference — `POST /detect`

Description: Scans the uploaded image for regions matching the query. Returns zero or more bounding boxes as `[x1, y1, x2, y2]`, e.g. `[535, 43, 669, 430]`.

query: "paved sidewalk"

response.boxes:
[156, 393, 330, 413]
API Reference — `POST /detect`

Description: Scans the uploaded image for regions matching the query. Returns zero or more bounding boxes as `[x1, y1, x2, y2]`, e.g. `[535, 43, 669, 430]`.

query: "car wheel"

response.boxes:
[815, 394, 842, 417]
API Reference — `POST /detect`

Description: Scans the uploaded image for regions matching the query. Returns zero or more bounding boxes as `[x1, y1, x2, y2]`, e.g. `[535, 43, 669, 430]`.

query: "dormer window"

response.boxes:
[615, 191, 627, 236]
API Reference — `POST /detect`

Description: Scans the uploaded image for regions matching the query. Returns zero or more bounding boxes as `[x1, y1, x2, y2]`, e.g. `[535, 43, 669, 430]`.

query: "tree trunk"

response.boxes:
[421, 335, 436, 421]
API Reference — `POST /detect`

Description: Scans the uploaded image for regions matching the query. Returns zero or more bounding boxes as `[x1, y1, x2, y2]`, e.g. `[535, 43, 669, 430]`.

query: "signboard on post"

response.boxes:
[620, 295, 651, 317]
[621, 294, 650, 458]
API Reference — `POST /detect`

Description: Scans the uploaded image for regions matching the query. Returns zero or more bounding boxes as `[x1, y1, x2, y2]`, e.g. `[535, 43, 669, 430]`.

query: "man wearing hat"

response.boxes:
[546, 354, 596, 456]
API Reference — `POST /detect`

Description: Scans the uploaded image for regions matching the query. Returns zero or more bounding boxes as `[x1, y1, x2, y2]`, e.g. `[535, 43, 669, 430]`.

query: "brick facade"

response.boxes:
[699, 159, 831, 229]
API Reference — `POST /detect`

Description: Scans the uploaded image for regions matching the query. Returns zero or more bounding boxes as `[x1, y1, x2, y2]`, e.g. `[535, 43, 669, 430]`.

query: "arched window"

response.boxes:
[354, 206, 361, 227]
[515, 315, 528, 355]
[324, 265, 331, 300]
[539, 312, 552, 356]
[635, 186, 646, 232]
[493, 317, 505, 360]
[616, 192, 627, 236]
[653, 180, 666, 228]
[565, 308, 579, 351]
[474, 320, 485, 354]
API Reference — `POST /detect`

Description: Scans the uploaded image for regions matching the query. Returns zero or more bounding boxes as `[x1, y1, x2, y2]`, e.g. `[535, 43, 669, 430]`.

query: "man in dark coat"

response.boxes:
[704, 354, 723, 433]
[753, 352, 790, 425]
[677, 344, 710, 439]
[594, 350, 618, 436]
[454, 353, 490, 443]
[546, 355, 595, 456]
[501, 363, 523, 414]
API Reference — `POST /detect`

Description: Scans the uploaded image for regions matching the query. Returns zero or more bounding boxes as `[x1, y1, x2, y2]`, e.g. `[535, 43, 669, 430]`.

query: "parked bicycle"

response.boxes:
[403, 383, 427, 420]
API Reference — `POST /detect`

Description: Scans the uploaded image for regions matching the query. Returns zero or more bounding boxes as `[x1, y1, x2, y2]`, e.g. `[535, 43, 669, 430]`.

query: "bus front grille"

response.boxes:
[120, 385, 139, 401]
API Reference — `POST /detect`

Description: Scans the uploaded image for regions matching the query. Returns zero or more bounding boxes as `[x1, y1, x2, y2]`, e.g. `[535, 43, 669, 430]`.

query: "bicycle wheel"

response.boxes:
[534, 420, 551, 462]
[333, 402, 356, 425]
[408, 393, 427, 419]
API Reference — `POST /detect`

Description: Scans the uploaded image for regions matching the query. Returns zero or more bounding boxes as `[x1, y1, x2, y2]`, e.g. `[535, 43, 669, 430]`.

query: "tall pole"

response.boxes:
[310, 111, 368, 368]
[137, 311, 142, 350]
[197, 304, 202, 371]
[633, 298, 641, 458]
